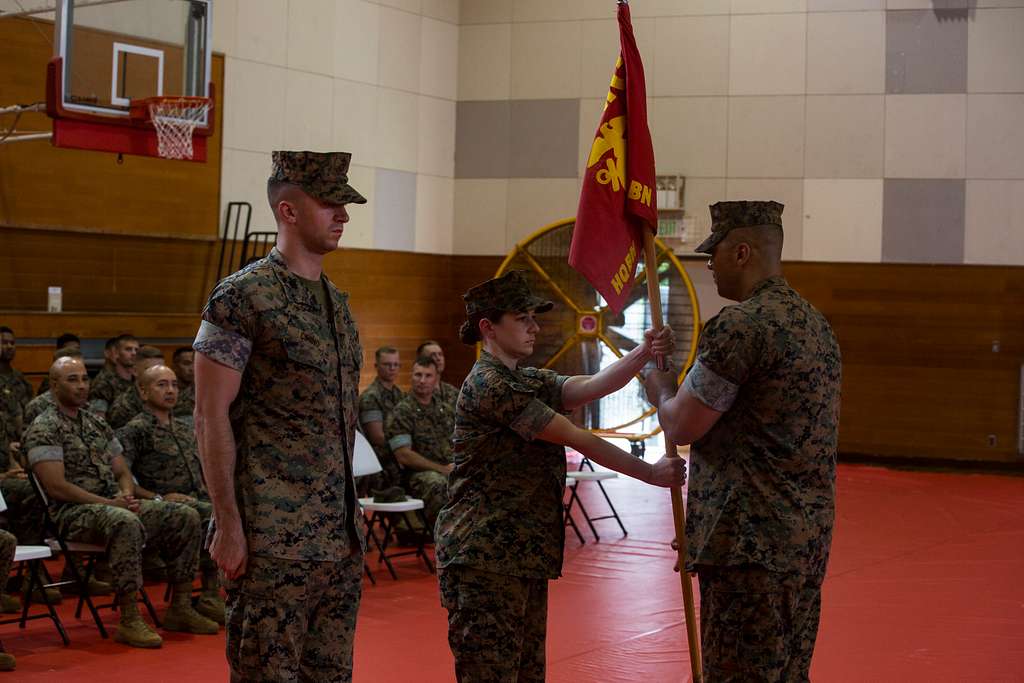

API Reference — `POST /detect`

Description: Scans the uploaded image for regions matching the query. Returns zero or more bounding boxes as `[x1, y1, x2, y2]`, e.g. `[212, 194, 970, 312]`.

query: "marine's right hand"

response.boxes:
[211, 516, 248, 580]
[645, 455, 687, 488]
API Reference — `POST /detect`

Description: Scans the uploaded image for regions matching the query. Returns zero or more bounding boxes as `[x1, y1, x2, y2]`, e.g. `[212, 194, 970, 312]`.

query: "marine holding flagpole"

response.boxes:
[434, 270, 685, 683]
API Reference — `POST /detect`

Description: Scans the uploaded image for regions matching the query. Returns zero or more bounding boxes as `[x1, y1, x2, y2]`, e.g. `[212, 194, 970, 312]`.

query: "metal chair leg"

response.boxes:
[596, 479, 628, 537]
[26, 560, 69, 646]
[564, 487, 586, 545]
[414, 510, 435, 574]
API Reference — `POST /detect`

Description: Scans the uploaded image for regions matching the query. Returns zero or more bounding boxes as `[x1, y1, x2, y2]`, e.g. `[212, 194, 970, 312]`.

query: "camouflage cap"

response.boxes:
[463, 271, 554, 318]
[270, 150, 367, 205]
[695, 200, 784, 254]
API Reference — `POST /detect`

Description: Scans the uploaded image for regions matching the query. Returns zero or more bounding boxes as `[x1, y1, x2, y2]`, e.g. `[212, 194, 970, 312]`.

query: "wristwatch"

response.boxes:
[153, 495, 164, 502]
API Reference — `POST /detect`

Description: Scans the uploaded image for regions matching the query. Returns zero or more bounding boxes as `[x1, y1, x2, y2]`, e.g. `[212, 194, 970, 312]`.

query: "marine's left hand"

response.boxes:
[643, 326, 675, 360]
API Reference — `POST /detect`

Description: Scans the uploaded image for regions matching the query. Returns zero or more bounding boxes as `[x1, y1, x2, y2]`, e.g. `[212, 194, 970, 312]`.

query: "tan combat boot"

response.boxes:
[194, 574, 225, 625]
[113, 596, 163, 649]
[162, 582, 219, 635]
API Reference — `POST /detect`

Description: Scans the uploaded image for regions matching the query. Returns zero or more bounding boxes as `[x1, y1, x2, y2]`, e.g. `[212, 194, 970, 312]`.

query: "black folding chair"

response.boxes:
[28, 471, 160, 637]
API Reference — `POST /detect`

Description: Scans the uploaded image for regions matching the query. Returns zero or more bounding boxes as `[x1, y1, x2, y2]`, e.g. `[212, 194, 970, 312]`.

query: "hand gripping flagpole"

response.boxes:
[642, 231, 703, 683]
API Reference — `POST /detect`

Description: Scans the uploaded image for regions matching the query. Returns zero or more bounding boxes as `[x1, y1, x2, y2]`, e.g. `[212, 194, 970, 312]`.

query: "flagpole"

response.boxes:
[643, 231, 703, 683]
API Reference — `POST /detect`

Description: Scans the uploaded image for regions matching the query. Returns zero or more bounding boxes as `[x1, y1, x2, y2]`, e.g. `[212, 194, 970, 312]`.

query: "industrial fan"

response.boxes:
[487, 218, 701, 456]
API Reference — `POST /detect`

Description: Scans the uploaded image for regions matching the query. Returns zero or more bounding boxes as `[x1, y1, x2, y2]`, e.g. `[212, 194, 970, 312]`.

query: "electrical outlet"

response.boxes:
[987, 434, 997, 447]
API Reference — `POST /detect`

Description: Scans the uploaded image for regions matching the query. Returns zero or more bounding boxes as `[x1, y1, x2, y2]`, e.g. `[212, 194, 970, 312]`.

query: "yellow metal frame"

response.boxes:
[479, 217, 702, 439]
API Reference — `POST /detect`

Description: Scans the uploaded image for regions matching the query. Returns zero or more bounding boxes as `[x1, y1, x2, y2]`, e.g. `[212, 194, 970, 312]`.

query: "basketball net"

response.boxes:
[148, 97, 211, 160]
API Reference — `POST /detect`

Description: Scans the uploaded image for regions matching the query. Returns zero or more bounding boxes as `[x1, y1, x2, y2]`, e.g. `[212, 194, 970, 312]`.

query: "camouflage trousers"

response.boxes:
[224, 552, 363, 683]
[697, 564, 825, 683]
[0, 529, 14, 592]
[0, 477, 44, 544]
[56, 500, 201, 597]
[408, 470, 448, 530]
[439, 564, 548, 683]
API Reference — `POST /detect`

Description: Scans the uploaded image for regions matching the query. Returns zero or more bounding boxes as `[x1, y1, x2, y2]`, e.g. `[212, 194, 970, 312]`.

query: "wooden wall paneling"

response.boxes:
[0, 17, 223, 237]
[785, 262, 1024, 463]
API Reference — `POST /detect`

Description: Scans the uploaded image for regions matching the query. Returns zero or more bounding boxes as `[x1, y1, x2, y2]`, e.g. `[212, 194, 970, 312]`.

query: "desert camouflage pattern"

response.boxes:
[435, 350, 569, 581]
[88, 367, 134, 415]
[224, 553, 363, 683]
[385, 393, 455, 527]
[698, 565, 825, 683]
[193, 247, 363, 560]
[106, 387, 144, 429]
[270, 150, 367, 205]
[683, 276, 841, 578]
[440, 564, 548, 683]
[695, 200, 786, 254]
[462, 270, 553, 318]
[22, 391, 56, 429]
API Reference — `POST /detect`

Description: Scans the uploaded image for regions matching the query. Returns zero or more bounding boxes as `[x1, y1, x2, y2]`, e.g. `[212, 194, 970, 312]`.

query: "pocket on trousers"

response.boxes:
[226, 558, 308, 678]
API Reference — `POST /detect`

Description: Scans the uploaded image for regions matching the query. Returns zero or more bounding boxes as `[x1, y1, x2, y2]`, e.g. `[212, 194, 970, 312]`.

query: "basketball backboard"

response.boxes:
[37, 0, 213, 160]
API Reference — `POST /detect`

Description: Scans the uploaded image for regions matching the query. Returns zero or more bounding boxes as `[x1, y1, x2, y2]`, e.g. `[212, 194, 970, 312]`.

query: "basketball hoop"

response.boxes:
[136, 96, 212, 160]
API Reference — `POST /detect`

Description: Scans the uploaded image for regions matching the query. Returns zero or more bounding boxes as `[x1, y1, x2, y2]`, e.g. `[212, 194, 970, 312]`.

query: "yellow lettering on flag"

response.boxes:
[609, 242, 638, 295]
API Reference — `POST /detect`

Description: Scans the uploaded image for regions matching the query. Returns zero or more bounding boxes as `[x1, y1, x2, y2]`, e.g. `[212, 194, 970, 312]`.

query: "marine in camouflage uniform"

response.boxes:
[0, 334, 32, 450]
[23, 407, 202, 598]
[23, 388, 56, 428]
[385, 369, 455, 528]
[656, 201, 842, 682]
[88, 366, 134, 417]
[0, 528, 17, 670]
[193, 150, 367, 683]
[106, 386, 145, 429]
[24, 388, 216, 647]
[358, 375, 404, 489]
[436, 273, 568, 683]
[117, 401, 222, 621]
[173, 381, 195, 423]
[438, 381, 459, 409]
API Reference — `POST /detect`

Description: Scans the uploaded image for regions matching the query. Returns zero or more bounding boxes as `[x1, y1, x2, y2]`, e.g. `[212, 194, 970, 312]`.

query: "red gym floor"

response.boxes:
[4, 461, 1023, 682]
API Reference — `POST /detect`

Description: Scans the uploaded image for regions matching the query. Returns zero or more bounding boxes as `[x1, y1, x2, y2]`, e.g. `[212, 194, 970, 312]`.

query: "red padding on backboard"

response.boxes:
[51, 118, 207, 162]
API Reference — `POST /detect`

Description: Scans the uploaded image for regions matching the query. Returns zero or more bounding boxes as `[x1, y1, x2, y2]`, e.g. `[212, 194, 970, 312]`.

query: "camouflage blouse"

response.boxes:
[683, 276, 842, 577]
[88, 367, 134, 415]
[117, 409, 207, 499]
[24, 408, 122, 513]
[193, 247, 363, 561]
[435, 351, 569, 580]
[385, 393, 455, 465]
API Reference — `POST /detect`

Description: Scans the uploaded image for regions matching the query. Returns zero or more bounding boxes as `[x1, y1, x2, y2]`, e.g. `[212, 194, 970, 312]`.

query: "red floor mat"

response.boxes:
[4, 463, 1023, 681]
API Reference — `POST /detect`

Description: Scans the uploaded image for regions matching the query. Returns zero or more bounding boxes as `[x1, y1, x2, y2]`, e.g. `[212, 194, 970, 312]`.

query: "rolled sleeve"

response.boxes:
[89, 398, 109, 414]
[360, 409, 383, 425]
[697, 307, 764, 386]
[508, 399, 557, 442]
[388, 434, 412, 451]
[193, 320, 252, 372]
[108, 437, 124, 458]
[683, 358, 739, 413]
[28, 445, 63, 467]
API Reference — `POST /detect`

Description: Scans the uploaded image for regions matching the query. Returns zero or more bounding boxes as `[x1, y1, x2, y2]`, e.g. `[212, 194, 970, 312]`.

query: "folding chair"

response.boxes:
[0, 545, 69, 645]
[0, 489, 69, 645]
[27, 470, 160, 637]
[564, 458, 627, 542]
[352, 432, 434, 580]
[564, 478, 586, 545]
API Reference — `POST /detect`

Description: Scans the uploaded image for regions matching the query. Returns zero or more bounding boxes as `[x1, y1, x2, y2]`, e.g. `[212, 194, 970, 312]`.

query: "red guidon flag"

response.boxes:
[569, 0, 657, 314]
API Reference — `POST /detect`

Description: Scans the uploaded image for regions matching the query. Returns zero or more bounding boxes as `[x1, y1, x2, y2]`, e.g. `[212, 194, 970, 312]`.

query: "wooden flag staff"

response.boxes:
[642, 231, 703, 682]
